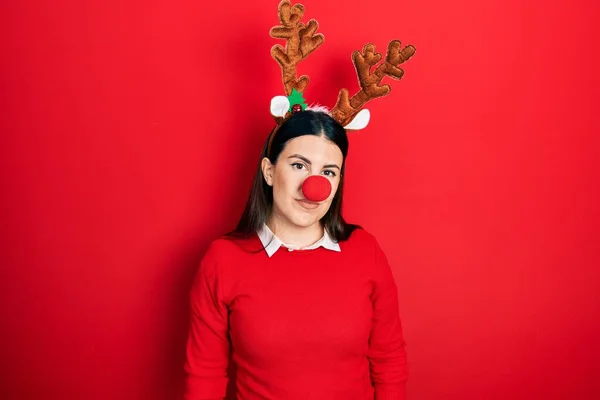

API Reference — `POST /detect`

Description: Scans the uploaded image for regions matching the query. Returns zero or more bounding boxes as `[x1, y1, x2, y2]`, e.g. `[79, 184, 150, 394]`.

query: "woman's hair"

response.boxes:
[228, 110, 359, 242]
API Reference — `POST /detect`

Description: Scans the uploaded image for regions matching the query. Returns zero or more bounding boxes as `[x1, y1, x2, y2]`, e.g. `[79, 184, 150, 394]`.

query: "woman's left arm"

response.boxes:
[367, 238, 409, 400]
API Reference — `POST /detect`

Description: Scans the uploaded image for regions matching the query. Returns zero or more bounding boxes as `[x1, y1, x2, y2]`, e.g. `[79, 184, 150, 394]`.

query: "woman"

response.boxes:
[183, 110, 409, 399]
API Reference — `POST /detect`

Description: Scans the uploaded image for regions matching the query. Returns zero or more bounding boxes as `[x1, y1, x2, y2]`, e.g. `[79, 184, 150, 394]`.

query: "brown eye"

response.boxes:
[323, 170, 337, 177]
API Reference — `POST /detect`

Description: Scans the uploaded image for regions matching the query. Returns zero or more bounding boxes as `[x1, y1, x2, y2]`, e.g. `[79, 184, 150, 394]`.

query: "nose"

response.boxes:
[302, 175, 332, 202]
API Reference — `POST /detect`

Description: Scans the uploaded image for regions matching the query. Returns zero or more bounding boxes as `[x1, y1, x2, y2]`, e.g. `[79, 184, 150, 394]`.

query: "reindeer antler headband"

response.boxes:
[269, 0, 416, 135]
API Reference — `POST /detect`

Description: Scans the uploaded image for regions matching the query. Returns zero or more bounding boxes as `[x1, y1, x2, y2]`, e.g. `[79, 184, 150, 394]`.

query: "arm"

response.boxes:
[184, 243, 230, 400]
[367, 238, 409, 400]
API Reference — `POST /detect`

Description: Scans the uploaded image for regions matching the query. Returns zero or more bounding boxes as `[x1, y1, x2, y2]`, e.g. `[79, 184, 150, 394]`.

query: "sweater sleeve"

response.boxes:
[184, 243, 230, 400]
[367, 237, 409, 400]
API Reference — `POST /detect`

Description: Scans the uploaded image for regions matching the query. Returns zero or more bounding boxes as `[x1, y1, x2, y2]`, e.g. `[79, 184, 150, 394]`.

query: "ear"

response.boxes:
[343, 109, 370, 130]
[270, 96, 290, 118]
[261, 157, 274, 186]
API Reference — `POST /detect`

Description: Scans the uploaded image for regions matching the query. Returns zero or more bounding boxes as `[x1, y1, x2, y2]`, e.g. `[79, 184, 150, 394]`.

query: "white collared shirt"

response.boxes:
[257, 224, 341, 257]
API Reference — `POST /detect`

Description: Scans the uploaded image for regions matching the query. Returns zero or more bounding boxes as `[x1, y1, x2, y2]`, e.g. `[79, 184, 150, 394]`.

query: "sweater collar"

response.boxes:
[257, 223, 341, 257]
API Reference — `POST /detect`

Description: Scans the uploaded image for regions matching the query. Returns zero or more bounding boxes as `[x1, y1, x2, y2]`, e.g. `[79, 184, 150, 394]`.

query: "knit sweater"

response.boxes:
[184, 227, 408, 399]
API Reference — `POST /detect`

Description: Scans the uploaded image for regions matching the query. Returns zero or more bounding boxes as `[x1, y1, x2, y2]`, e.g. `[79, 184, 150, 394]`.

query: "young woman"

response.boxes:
[183, 110, 409, 399]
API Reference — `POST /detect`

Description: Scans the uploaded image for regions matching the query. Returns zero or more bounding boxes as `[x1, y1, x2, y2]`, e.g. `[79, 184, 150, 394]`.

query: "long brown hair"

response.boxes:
[227, 110, 359, 242]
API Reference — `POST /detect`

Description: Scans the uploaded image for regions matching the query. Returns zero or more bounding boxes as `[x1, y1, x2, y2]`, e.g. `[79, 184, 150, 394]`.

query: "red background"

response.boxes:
[1, 0, 599, 399]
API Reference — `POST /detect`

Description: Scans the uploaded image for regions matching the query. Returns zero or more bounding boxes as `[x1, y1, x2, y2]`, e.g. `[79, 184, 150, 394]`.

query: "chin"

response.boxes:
[288, 212, 320, 228]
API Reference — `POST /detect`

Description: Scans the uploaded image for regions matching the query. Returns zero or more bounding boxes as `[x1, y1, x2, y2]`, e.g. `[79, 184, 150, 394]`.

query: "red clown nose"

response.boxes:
[301, 175, 332, 202]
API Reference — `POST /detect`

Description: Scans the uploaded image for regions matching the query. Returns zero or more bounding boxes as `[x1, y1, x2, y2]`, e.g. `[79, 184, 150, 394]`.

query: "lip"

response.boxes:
[296, 199, 320, 210]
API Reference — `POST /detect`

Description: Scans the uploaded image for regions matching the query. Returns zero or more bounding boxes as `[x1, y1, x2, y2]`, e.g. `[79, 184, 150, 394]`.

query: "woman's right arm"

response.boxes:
[184, 243, 230, 400]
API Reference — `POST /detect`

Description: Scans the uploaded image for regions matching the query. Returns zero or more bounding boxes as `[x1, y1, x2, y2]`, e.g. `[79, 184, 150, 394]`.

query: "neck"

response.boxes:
[266, 214, 324, 248]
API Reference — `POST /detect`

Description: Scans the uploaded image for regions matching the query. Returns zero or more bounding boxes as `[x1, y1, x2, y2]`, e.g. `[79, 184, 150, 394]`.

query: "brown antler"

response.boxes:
[270, 0, 324, 96]
[330, 40, 416, 126]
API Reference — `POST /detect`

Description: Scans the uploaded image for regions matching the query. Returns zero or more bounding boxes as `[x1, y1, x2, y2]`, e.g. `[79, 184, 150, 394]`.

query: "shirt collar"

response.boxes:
[257, 223, 341, 257]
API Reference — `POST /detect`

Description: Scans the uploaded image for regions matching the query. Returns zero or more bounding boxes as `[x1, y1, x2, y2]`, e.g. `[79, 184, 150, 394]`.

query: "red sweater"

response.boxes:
[184, 228, 408, 399]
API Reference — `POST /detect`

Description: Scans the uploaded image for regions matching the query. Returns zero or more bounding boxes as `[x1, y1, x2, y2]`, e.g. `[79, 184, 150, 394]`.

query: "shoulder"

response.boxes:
[193, 235, 259, 299]
[345, 226, 380, 248]
[198, 233, 265, 277]
[202, 233, 262, 262]
[341, 226, 385, 259]
[347, 228, 396, 285]
[346, 227, 391, 263]
[205, 236, 241, 254]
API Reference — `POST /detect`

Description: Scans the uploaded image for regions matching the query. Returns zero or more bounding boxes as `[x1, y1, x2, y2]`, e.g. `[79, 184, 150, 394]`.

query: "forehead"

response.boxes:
[280, 134, 343, 162]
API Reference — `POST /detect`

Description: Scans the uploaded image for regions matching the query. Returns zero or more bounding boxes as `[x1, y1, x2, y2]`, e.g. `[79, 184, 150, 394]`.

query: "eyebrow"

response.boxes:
[288, 154, 341, 170]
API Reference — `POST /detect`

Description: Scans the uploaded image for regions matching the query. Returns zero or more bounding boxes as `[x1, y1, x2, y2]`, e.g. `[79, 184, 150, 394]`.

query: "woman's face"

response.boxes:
[262, 134, 344, 230]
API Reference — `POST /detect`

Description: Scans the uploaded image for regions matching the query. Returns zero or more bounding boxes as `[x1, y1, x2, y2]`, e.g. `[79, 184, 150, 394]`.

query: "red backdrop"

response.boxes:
[1, 0, 599, 399]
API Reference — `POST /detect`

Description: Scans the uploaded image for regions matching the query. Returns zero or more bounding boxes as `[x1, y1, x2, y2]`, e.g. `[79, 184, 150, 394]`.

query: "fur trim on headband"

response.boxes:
[306, 104, 330, 113]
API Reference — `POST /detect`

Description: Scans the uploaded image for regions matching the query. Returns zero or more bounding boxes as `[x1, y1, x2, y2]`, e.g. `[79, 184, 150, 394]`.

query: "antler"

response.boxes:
[270, 0, 324, 96]
[330, 40, 416, 126]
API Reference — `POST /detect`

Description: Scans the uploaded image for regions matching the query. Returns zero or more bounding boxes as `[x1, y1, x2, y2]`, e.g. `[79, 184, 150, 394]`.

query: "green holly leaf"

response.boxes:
[287, 88, 308, 112]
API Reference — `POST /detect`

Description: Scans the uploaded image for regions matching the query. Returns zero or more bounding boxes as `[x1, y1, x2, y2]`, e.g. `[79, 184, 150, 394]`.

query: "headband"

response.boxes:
[268, 0, 416, 139]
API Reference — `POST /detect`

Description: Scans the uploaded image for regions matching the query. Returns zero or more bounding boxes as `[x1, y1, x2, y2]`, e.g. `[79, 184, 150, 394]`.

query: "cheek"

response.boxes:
[319, 179, 340, 210]
[273, 170, 301, 201]
[328, 179, 341, 200]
